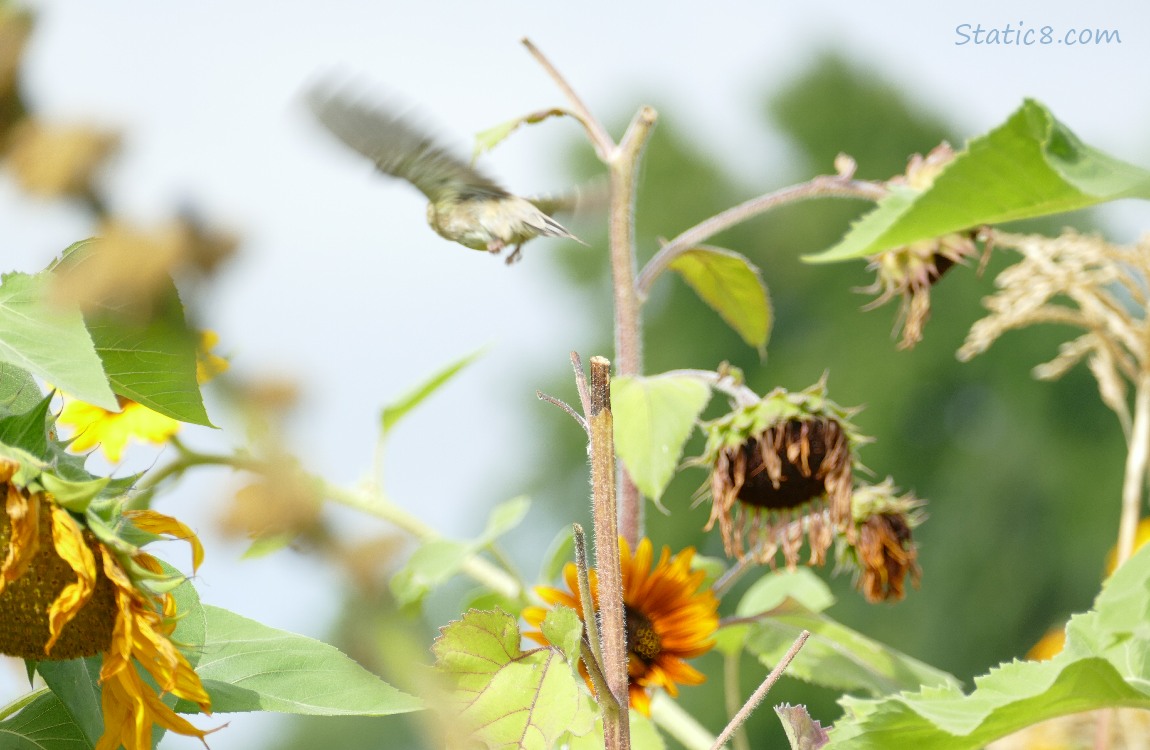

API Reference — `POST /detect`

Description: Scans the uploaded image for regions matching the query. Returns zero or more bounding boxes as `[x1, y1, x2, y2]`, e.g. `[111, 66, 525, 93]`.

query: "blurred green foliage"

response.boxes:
[266, 52, 1123, 749]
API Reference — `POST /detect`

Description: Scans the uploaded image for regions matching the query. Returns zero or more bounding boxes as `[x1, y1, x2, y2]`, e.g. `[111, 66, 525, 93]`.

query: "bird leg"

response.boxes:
[505, 244, 525, 265]
[486, 239, 505, 256]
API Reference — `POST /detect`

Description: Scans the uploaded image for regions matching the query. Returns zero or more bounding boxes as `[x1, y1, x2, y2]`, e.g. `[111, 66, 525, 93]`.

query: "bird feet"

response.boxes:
[505, 245, 524, 265]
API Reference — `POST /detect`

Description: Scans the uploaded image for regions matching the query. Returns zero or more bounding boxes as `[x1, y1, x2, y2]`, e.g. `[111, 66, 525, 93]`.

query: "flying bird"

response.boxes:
[307, 85, 584, 264]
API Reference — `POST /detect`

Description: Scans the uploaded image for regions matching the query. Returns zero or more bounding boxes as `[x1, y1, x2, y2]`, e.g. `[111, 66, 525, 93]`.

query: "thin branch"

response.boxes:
[573, 524, 608, 698]
[537, 390, 588, 434]
[521, 38, 615, 160]
[710, 630, 811, 750]
[571, 351, 592, 417]
[636, 176, 887, 299]
[661, 368, 760, 408]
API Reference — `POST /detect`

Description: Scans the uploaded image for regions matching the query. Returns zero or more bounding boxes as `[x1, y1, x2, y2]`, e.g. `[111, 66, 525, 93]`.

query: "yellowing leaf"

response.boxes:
[668, 245, 771, 355]
[433, 608, 596, 750]
[472, 108, 569, 162]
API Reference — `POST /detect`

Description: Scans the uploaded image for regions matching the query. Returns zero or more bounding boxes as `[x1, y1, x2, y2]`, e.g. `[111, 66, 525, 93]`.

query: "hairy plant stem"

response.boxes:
[145, 444, 524, 603]
[710, 630, 811, 750]
[1117, 373, 1150, 565]
[589, 357, 631, 750]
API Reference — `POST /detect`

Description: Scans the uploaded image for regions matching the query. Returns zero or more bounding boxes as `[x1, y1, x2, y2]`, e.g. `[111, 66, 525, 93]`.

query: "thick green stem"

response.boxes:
[1116, 373, 1150, 565]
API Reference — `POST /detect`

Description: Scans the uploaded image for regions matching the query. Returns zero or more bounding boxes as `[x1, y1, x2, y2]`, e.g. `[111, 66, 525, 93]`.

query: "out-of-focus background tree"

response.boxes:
[2, 3, 1149, 748]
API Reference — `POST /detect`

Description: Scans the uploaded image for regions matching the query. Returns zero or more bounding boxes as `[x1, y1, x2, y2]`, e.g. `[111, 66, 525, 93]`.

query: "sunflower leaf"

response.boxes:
[36, 658, 103, 746]
[667, 245, 772, 355]
[744, 606, 959, 697]
[807, 99, 1150, 263]
[389, 539, 472, 608]
[612, 374, 712, 502]
[0, 271, 115, 411]
[737, 568, 837, 617]
[49, 238, 211, 426]
[0, 689, 91, 749]
[176, 605, 422, 716]
[825, 543, 1150, 748]
[432, 608, 597, 750]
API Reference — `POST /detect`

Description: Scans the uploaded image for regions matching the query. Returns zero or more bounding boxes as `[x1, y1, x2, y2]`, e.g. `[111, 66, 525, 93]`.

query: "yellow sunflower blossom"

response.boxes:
[523, 537, 719, 716]
[57, 330, 228, 462]
[0, 460, 214, 749]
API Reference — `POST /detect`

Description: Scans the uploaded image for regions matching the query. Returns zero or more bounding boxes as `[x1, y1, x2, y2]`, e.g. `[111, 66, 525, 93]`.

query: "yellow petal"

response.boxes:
[0, 484, 40, 594]
[123, 509, 205, 572]
[44, 504, 97, 653]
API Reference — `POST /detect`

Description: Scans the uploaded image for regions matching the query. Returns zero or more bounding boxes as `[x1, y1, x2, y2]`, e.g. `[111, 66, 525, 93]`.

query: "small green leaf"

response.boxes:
[38, 474, 109, 513]
[433, 608, 597, 750]
[737, 568, 836, 617]
[240, 533, 295, 559]
[808, 99, 1150, 263]
[0, 689, 91, 749]
[541, 605, 584, 664]
[389, 539, 472, 608]
[479, 495, 531, 546]
[612, 374, 712, 501]
[472, 108, 569, 161]
[668, 245, 772, 354]
[380, 349, 483, 437]
[0, 272, 115, 410]
[0, 393, 53, 461]
[178, 605, 422, 716]
[776, 704, 830, 750]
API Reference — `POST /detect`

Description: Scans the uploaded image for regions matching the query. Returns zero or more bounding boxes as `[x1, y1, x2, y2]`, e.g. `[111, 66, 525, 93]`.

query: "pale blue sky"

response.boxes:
[2, 2, 1149, 747]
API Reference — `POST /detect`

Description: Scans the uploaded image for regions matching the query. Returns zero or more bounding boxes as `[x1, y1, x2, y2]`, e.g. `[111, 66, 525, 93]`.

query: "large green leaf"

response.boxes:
[432, 608, 597, 749]
[0, 272, 115, 410]
[668, 245, 772, 354]
[53, 239, 211, 425]
[826, 544, 1150, 748]
[807, 99, 1150, 263]
[0, 690, 91, 749]
[612, 374, 712, 502]
[176, 605, 422, 716]
[35, 659, 102, 747]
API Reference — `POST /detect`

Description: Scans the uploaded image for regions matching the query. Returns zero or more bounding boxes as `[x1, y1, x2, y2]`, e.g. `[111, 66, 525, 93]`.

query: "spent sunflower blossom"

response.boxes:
[840, 479, 923, 603]
[522, 537, 719, 716]
[57, 330, 229, 462]
[697, 379, 868, 568]
[0, 453, 213, 749]
[861, 143, 981, 349]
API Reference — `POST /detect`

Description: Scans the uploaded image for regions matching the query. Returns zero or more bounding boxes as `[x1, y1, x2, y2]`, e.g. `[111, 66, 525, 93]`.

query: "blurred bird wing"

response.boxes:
[307, 87, 509, 202]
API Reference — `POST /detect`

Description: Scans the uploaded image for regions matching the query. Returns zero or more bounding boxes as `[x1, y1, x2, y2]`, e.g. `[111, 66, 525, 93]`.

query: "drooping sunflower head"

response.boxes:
[523, 537, 719, 716]
[0, 446, 214, 749]
[839, 479, 923, 603]
[698, 380, 868, 568]
[861, 143, 981, 350]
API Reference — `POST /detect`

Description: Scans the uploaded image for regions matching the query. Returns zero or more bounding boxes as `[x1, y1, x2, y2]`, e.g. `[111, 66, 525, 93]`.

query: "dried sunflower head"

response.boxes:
[697, 379, 869, 568]
[840, 479, 923, 602]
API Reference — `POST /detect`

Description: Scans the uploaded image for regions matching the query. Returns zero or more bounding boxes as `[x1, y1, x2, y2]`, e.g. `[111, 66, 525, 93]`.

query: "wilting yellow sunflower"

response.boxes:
[523, 538, 719, 716]
[842, 479, 923, 603]
[697, 380, 868, 568]
[57, 330, 229, 462]
[0, 457, 213, 749]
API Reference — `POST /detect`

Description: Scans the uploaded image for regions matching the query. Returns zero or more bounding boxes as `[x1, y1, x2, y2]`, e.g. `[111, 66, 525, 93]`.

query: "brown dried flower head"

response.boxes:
[844, 479, 923, 603]
[862, 143, 980, 349]
[4, 119, 120, 198]
[698, 379, 868, 568]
